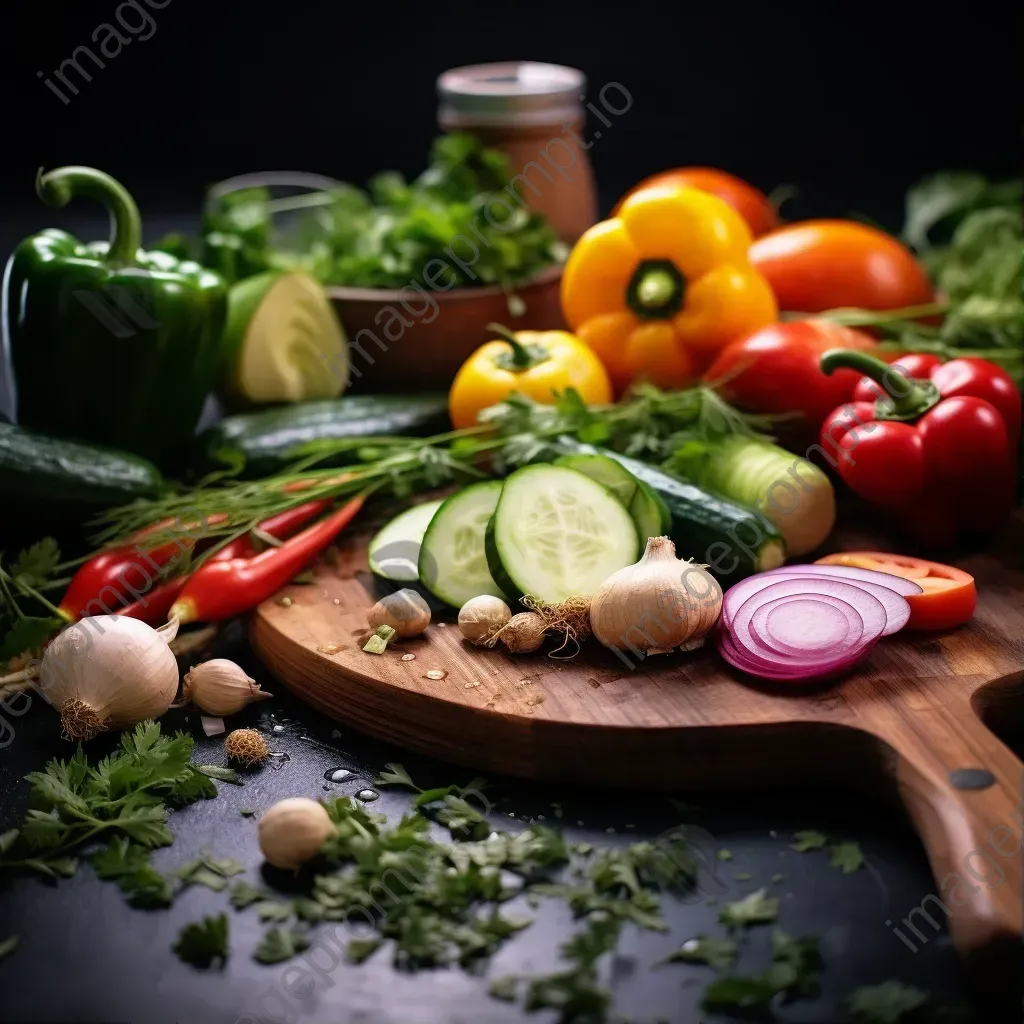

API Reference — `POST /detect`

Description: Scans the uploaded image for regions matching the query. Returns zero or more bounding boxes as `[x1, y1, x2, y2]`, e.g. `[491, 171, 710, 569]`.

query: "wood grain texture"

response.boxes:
[250, 504, 1024, 997]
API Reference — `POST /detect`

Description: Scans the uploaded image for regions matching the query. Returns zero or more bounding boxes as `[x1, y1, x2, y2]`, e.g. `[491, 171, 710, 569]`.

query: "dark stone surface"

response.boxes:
[0, 625, 998, 1024]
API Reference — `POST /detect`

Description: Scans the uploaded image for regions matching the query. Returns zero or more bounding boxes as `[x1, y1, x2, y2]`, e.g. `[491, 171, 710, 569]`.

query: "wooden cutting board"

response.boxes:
[250, 505, 1024, 994]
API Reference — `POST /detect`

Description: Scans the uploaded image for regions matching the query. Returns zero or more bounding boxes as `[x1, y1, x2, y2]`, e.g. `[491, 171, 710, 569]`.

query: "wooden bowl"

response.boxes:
[327, 265, 565, 393]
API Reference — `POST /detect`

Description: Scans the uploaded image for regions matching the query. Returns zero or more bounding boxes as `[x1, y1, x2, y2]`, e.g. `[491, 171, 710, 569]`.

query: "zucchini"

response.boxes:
[668, 436, 835, 557]
[368, 500, 443, 581]
[485, 465, 639, 603]
[0, 423, 164, 510]
[419, 482, 506, 607]
[551, 438, 785, 581]
[197, 394, 449, 477]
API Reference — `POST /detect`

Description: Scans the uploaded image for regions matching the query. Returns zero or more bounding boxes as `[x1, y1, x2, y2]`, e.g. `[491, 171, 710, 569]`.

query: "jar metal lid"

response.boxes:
[437, 62, 585, 126]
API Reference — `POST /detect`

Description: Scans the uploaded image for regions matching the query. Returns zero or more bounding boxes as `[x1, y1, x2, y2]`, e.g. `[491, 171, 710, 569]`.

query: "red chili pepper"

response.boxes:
[819, 350, 1020, 546]
[208, 499, 330, 562]
[115, 575, 189, 626]
[58, 530, 194, 621]
[169, 496, 364, 624]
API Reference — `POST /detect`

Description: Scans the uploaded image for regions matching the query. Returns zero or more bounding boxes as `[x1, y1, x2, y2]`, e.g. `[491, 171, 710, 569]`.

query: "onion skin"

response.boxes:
[40, 616, 179, 740]
[590, 537, 722, 656]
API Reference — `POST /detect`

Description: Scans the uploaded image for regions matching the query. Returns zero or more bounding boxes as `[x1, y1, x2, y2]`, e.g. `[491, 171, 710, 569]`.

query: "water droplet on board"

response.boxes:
[272, 724, 285, 734]
[325, 768, 353, 783]
[268, 752, 290, 770]
[401, 653, 416, 662]
[424, 669, 447, 680]
[318, 643, 345, 655]
[356, 789, 379, 802]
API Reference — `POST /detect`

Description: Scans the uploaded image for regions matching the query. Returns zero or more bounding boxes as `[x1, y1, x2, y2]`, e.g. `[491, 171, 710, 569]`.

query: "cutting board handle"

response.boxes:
[881, 701, 1022, 996]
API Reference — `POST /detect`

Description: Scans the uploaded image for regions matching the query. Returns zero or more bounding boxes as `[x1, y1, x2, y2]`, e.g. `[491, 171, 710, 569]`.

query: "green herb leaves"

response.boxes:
[0, 536, 63, 662]
[791, 829, 829, 852]
[663, 935, 738, 970]
[200, 134, 562, 291]
[173, 914, 229, 968]
[848, 980, 930, 1023]
[0, 936, 19, 961]
[0, 723, 216, 897]
[718, 888, 780, 928]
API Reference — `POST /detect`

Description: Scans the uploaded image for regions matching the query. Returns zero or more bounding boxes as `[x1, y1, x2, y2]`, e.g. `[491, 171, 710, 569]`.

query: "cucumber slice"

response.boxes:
[486, 465, 639, 603]
[222, 271, 348, 407]
[419, 482, 506, 606]
[368, 500, 443, 581]
[554, 454, 638, 506]
[630, 479, 672, 542]
[554, 452, 671, 544]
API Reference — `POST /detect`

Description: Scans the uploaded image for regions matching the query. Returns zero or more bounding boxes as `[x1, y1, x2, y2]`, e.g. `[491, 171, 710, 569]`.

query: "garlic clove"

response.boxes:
[182, 659, 272, 717]
[367, 589, 431, 638]
[258, 797, 336, 870]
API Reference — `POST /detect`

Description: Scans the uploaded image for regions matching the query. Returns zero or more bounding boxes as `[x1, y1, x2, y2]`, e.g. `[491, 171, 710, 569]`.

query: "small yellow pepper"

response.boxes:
[448, 323, 612, 429]
[561, 186, 778, 393]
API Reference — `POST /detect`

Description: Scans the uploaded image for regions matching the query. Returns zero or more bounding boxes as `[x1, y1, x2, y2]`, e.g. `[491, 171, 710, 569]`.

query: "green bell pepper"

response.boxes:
[5, 166, 227, 464]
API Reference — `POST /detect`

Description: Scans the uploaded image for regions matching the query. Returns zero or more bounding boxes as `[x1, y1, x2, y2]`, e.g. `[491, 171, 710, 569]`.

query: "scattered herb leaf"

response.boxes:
[719, 888, 780, 928]
[662, 935, 738, 970]
[173, 914, 229, 968]
[791, 830, 829, 852]
[197, 765, 242, 785]
[848, 980, 930, 1023]
[829, 841, 865, 873]
[254, 926, 310, 965]
[0, 936, 18, 961]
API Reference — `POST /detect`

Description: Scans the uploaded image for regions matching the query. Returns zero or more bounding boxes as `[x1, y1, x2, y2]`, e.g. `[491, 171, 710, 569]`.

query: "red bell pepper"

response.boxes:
[819, 349, 1020, 546]
[169, 496, 365, 624]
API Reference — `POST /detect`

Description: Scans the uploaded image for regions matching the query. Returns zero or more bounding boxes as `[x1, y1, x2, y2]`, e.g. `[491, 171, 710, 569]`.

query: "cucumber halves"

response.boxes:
[418, 481, 506, 607]
[486, 464, 639, 603]
[550, 438, 785, 582]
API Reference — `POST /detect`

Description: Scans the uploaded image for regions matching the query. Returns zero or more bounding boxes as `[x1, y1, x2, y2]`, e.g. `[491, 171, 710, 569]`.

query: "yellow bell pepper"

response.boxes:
[449, 323, 612, 429]
[561, 186, 778, 392]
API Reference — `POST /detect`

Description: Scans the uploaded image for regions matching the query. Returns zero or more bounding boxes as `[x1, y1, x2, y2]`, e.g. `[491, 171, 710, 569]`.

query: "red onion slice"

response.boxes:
[750, 593, 864, 656]
[723, 572, 912, 635]
[732, 578, 888, 655]
[760, 563, 923, 596]
[716, 623, 877, 682]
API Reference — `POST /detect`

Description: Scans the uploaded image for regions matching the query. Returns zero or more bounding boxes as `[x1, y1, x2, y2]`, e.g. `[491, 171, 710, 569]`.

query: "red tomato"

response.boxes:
[749, 220, 934, 313]
[703, 319, 878, 427]
[612, 167, 779, 237]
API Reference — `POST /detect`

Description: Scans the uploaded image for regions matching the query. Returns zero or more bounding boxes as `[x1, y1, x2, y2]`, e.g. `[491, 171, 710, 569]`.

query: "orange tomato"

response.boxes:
[815, 552, 976, 630]
[749, 220, 934, 313]
[613, 168, 779, 238]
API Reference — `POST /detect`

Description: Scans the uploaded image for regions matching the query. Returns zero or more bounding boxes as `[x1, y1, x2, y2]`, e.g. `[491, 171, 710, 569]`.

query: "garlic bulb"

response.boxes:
[40, 615, 180, 741]
[182, 659, 272, 716]
[589, 537, 723, 655]
[258, 797, 336, 869]
[367, 589, 431, 637]
[497, 612, 547, 654]
[458, 595, 511, 645]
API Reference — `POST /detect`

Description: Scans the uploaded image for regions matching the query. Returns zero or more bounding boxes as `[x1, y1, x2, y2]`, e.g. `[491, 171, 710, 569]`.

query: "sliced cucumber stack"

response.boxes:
[486, 465, 639, 603]
[368, 500, 443, 581]
[554, 452, 671, 545]
[419, 481, 506, 607]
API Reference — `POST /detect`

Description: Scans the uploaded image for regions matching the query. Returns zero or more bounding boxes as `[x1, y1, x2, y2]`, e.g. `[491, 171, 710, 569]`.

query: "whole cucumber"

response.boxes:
[196, 394, 450, 477]
[0, 423, 165, 510]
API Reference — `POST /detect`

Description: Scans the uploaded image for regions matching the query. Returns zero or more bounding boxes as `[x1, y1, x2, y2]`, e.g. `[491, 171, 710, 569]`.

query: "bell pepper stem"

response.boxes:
[820, 348, 940, 420]
[36, 166, 142, 264]
[486, 322, 547, 372]
[634, 268, 676, 309]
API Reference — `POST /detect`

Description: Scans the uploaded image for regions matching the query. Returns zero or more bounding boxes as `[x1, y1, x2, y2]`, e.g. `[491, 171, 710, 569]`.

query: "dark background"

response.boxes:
[1, 0, 1020, 231]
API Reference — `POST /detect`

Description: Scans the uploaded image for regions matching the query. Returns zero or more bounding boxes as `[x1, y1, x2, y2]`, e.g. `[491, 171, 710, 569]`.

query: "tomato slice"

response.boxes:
[815, 551, 975, 630]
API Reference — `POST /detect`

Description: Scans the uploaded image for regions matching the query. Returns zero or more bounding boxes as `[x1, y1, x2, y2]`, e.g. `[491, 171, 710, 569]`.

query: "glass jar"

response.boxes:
[437, 61, 598, 243]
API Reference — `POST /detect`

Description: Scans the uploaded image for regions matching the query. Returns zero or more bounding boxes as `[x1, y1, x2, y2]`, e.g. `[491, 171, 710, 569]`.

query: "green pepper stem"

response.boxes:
[820, 348, 939, 420]
[634, 268, 676, 309]
[486, 322, 544, 372]
[36, 166, 142, 264]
